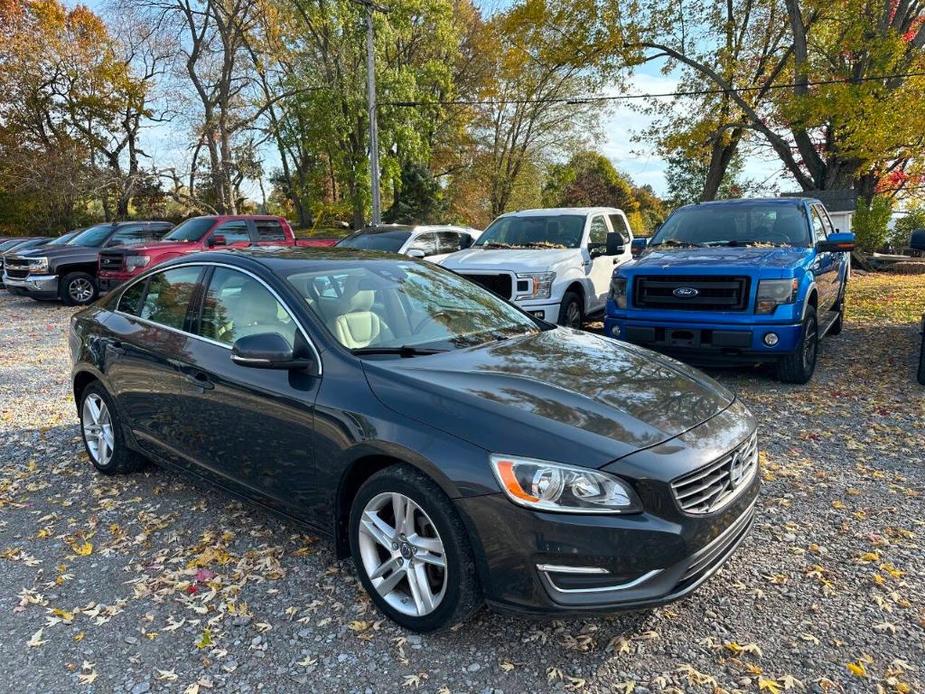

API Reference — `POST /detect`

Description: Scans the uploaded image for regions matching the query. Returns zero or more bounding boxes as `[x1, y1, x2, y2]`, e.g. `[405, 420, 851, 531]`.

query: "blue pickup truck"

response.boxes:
[604, 198, 855, 383]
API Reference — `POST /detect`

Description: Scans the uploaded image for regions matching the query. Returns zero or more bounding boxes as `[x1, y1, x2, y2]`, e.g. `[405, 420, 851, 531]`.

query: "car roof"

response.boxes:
[498, 207, 625, 218]
[679, 197, 817, 210]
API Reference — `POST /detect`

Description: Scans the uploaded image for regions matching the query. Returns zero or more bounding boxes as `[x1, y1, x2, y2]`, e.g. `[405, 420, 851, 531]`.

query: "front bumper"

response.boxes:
[456, 471, 759, 615]
[514, 299, 560, 322]
[604, 315, 802, 362]
[2, 272, 59, 298]
[97, 272, 135, 293]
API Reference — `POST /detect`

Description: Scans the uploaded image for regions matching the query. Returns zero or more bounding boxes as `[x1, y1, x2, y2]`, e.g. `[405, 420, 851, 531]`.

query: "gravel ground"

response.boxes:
[0, 275, 923, 694]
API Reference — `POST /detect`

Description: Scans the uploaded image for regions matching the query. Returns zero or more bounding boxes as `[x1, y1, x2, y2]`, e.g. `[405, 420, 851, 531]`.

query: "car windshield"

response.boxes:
[69, 224, 115, 247]
[163, 217, 216, 242]
[284, 260, 541, 353]
[336, 229, 412, 253]
[474, 215, 585, 249]
[45, 233, 76, 246]
[650, 204, 811, 247]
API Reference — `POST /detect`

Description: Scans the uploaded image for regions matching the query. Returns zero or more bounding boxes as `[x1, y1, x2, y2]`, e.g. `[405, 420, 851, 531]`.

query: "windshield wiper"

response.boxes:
[650, 240, 704, 248]
[706, 240, 789, 247]
[352, 345, 446, 357]
[479, 242, 513, 249]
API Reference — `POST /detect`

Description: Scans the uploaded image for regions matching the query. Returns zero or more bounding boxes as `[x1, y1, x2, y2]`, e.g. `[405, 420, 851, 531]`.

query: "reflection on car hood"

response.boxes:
[363, 328, 734, 467]
[633, 246, 808, 271]
[439, 247, 579, 271]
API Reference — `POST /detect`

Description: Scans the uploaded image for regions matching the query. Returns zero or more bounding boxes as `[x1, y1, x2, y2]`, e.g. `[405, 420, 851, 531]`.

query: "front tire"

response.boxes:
[60, 272, 97, 305]
[348, 465, 481, 632]
[777, 306, 818, 384]
[79, 382, 145, 475]
[558, 291, 583, 329]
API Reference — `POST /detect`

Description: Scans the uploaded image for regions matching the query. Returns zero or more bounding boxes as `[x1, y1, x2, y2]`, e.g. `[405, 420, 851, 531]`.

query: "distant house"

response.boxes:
[782, 190, 857, 233]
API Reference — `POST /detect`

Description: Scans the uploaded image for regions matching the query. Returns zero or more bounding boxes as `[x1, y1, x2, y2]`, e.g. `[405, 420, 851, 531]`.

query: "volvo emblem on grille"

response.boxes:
[673, 286, 699, 298]
[728, 451, 746, 488]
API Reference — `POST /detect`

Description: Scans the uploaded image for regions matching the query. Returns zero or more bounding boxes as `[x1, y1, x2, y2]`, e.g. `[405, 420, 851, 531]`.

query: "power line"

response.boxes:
[380, 69, 925, 108]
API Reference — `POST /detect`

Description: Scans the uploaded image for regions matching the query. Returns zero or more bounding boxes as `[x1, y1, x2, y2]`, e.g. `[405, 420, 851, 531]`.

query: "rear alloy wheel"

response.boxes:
[61, 272, 97, 305]
[79, 382, 145, 475]
[558, 291, 583, 329]
[349, 465, 481, 632]
[777, 306, 818, 384]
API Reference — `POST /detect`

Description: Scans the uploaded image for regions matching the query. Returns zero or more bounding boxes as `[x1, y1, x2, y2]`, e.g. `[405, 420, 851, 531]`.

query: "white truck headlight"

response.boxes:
[515, 272, 555, 300]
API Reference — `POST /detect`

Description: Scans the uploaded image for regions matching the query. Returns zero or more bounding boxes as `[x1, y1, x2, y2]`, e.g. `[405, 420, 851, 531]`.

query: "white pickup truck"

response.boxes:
[438, 207, 634, 327]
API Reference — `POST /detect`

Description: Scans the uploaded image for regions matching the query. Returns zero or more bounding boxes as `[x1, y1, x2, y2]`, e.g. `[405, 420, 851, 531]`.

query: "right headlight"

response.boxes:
[27, 256, 49, 272]
[608, 275, 628, 308]
[490, 455, 641, 513]
[755, 278, 798, 314]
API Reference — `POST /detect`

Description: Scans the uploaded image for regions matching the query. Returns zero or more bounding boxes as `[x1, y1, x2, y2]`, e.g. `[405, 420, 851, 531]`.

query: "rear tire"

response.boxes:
[78, 382, 145, 475]
[558, 291, 583, 329]
[60, 272, 97, 306]
[348, 465, 481, 633]
[777, 306, 818, 384]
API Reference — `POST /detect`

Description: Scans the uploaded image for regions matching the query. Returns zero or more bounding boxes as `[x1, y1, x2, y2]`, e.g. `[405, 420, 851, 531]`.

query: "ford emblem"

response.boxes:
[673, 286, 699, 298]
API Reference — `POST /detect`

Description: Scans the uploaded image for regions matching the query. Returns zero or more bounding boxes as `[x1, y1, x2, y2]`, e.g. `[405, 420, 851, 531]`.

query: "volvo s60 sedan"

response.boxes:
[69, 247, 760, 632]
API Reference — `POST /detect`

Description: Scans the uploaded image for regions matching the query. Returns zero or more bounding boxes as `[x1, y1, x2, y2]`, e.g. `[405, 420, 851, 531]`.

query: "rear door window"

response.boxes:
[436, 232, 462, 254]
[608, 214, 631, 242]
[138, 266, 204, 330]
[409, 233, 438, 256]
[254, 219, 287, 242]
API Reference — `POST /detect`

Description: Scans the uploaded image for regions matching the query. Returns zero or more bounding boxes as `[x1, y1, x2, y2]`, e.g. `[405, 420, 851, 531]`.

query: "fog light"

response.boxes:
[763, 332, 779, 346]
[530, 310, 545, 319]
[611, 325, 621, 337]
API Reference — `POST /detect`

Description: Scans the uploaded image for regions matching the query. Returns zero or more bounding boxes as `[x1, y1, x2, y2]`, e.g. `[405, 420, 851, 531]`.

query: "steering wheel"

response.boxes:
[412, 310, 455, 333]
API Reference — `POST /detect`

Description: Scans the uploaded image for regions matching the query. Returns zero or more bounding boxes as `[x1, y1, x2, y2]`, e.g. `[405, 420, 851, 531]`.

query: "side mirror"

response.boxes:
[459, 235, 474, 249]
[208, 234, 227, 248]
[605, 232, 625, 256]
[231, 333, 312, 370]
[817, 232, 855, 253]
[406, 248, 426, 259]
[631, 238, 648, 256]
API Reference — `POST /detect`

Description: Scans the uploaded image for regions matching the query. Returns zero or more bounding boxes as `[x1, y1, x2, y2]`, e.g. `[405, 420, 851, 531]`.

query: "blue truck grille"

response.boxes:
[633, 275, 750, 311]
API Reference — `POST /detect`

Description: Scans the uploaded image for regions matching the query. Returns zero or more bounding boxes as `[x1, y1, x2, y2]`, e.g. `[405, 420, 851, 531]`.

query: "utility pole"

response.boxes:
[362, 1, 385, 226]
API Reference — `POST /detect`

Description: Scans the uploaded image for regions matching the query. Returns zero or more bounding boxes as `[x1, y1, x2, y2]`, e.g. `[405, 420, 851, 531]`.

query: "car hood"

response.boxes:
[363, 328, 735, 468]
[440, 247, 579, 271]
[632, 246, 808, 272]
[100, 240, 195, 255]
[13, 245, 99, 261]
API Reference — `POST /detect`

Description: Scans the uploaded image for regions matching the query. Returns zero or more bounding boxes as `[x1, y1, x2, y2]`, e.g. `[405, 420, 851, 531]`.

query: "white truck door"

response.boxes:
[586, 214, 614, 311]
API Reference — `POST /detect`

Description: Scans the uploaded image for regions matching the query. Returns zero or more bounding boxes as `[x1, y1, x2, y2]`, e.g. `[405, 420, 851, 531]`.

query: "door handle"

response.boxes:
[184, 371, 215, 391]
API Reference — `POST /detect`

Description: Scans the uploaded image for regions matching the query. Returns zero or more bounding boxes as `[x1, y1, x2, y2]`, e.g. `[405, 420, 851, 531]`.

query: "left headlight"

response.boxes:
[515, 272, 555, 300]
[755, 278, 798, 314]
[490, 455, 641, 513]
[608, 275, 628, 308]
[125, 255, 151, 271]
[27, 256, 49, 272]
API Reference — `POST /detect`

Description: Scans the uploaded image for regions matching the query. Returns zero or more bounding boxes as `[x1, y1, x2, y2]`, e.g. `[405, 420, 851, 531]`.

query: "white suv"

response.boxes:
[336, 224, 481, 264]
[439, 208, 634, 327]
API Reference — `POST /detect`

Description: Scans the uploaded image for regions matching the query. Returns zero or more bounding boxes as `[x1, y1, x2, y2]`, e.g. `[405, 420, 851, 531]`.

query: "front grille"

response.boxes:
[4, 257, 29, 279]
[98, 252, 124, 271]
[671, 431, 758, 514]
[461, 273, 513, 299]
[634, 275, 750, 311]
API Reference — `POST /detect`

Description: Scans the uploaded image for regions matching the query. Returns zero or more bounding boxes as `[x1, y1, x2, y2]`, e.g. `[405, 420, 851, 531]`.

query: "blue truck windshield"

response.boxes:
[652, 204, 811, 248]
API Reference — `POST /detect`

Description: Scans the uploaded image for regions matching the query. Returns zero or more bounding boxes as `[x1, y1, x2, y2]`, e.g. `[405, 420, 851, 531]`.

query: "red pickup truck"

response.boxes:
[97, 215, 336, 292]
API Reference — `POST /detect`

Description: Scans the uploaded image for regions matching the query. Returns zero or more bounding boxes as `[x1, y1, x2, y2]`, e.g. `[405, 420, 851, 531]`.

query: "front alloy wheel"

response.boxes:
[357, 492, 448, 617]
[777, 306, 818, 384]
[349, 465, 481, 632]
[81, 393, 114, 467]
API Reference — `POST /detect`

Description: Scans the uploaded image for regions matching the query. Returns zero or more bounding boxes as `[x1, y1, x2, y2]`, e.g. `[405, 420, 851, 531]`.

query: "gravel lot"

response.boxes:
[1, 275, 923, 694]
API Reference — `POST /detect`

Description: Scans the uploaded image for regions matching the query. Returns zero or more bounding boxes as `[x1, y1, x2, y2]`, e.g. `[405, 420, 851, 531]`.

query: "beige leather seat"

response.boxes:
[334, 278, 393, 348]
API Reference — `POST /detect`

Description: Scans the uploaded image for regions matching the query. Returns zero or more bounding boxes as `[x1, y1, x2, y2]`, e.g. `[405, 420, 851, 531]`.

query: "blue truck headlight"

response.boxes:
[609, 276, 628, 309]
[755, 279, 798, 315]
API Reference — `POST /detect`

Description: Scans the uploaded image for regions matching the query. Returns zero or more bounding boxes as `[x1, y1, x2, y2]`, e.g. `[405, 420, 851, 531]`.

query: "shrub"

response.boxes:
[853, 196, 893, 253]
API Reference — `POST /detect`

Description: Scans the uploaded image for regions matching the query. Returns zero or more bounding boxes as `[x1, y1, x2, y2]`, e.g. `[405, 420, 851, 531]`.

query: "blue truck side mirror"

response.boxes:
[631, 238, 648, 256]
[818, 232, 855, 253]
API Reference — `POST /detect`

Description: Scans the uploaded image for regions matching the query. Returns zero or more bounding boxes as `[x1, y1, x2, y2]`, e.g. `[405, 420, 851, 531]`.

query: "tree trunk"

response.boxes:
[702, 129, 743, 201]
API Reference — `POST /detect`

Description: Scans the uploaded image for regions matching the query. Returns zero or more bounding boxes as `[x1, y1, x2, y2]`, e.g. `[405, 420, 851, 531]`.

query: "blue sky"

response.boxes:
[76, 0, 784, 202]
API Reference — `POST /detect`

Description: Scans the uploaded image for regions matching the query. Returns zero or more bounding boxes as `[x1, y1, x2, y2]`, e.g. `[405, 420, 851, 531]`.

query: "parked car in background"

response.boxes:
[70, 247, 758, 632]
[605, 198, 855, 383]
[4, 221, 173, 305]
[440, 208, 634, 327]
[97, 215, 336, 293]
[335, 224, 481, 262]
[0, 236, 51, 287]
